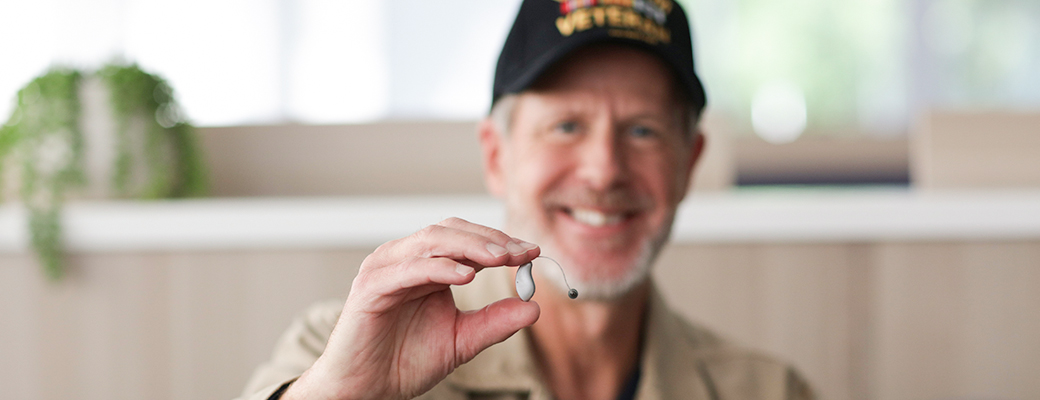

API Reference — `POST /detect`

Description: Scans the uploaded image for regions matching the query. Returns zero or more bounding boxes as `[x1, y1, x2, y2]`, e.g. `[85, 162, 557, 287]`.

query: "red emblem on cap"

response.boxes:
[559, 0, 598, 14]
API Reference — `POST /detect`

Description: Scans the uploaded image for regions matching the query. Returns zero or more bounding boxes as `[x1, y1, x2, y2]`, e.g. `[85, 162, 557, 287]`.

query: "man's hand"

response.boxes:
[283, 218, 541, 400]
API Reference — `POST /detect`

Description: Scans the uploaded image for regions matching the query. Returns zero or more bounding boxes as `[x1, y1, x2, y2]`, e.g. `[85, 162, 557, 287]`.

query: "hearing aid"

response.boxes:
[515, 256, 578, 301]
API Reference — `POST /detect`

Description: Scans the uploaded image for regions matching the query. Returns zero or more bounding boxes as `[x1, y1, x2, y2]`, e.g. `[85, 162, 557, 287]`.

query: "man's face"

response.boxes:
[481, 45, 703, 300]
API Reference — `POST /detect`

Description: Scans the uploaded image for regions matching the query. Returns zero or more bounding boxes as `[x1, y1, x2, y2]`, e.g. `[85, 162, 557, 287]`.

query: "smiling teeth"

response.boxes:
[571, 208, 623, 227]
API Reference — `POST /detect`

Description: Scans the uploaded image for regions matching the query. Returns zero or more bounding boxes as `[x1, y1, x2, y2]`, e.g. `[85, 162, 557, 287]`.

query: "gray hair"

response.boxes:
[489, 94, 519, 136]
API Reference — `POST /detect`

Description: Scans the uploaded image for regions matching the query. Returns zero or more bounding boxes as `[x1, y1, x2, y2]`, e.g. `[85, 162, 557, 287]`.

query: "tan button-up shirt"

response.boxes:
[237, 268, 814, 400]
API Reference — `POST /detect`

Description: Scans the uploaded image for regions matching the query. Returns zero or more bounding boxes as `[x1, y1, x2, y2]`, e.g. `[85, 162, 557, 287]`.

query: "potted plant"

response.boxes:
[0, 63, 208, 280]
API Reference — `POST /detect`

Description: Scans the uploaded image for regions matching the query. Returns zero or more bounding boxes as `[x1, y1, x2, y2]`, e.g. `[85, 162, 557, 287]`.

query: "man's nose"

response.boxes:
[575, 126, 629, 190]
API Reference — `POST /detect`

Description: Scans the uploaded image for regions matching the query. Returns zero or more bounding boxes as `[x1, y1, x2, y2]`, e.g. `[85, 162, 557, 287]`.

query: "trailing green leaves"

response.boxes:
[0, 70, 83, 280]
[0, 64, 208, 280]
[99, 64, 208, 199]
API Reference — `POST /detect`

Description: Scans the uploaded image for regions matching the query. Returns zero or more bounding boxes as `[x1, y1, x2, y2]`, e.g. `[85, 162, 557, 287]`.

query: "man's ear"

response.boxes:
[478, 117, 507, 198]
[679, 128, 707, 195]
[690, 129, 706, 171]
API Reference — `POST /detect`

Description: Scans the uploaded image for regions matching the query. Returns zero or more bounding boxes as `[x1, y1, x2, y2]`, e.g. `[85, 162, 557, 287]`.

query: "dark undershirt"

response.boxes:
[616, 365, 642, 400]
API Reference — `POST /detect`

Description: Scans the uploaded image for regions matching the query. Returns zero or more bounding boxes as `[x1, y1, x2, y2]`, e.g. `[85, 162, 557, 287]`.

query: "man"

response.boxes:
[239, 1, 814, 399]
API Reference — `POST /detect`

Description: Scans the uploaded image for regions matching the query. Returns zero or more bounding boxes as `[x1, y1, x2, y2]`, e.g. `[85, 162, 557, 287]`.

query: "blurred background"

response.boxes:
[1, 1, 1038, 400]
[4, 0, 1039, 136]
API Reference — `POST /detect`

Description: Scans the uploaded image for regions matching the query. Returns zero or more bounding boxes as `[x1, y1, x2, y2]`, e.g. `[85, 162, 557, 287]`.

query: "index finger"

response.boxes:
[405, 223, 539, 269]
[361, 220, 539, 280]
[436, 217, 540, 255]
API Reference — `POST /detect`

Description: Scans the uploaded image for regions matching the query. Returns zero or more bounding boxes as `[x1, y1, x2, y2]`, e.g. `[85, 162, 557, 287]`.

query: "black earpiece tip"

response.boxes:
[568, 289, 578, 299]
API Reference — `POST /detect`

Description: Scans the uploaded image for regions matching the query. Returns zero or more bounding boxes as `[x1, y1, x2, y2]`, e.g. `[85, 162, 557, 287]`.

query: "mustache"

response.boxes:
[542, 187, 652, 211]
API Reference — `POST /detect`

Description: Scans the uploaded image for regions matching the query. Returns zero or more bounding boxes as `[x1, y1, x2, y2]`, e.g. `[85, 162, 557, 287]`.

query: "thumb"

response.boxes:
[453, 298, 540, 366]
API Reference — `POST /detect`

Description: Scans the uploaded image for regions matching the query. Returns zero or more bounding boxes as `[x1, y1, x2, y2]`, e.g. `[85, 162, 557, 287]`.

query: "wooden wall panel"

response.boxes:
[653, 244, 873, 400]
[871, 242, 1040, 400]
[199, 123, 487, 197]
[1, 250, 370, 400]
[912, 112, 1040, 189]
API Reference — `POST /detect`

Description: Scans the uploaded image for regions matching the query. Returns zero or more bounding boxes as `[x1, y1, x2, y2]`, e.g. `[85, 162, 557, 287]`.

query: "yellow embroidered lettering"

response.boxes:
[592, 7, 606, 26]
[622, 9, 640, 27]
[642, 18, 655, 37]
[657, 24, 670, 42]
[606, 6, 622, 26]
[556, 14, 576, 36]
[574, 8, 592, 31]
[655, 0, 673, 14]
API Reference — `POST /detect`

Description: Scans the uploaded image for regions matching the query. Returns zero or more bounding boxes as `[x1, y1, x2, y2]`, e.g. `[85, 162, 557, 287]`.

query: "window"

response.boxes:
[0, 0, 522, 126]
[681, 0, 1040, 142]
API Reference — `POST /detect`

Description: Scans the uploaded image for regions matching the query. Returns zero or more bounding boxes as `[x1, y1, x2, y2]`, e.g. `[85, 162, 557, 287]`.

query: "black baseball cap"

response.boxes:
[493, 0, 707, 116]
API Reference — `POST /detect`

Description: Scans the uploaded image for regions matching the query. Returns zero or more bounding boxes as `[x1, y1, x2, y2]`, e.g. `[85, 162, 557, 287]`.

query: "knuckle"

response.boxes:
[349, 267, 373, 293]
[369, 242, 391, 260]
[417, 224, 439, 237]
[362, 240, 396, 273]
[483, 229, 514, 246]
[359, 251, 379, 271]
[414, 224, 445, 243]
[439, 217, 466, 227]
[488, 227, 511, 240]
[433, 257, 455, 270]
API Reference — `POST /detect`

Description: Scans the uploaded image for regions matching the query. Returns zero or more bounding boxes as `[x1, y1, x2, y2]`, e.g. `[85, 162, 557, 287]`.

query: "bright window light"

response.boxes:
[124, 0, 283, 126]
[2, 0, 1037, 130]
[751, 81, 807, 144]
[286, 0, 390, 123]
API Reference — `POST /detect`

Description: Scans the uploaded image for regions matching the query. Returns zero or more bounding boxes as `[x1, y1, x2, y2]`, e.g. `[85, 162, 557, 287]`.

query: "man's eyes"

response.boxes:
[630, 125, 655, 138]
[549, 121, 667, 140]
[554, 121, 579, 134]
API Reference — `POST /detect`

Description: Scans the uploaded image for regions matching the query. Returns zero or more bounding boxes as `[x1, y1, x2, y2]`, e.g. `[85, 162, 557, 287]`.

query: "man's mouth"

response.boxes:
[564, 207, 628, 227]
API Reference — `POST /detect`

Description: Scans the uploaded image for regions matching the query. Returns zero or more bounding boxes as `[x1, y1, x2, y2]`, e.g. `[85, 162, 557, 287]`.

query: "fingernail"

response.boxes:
[486, 243, 508, 257]
[517, 240, 538, 250]
[506, 241, 526, 256]
[456, 264, 474, 276]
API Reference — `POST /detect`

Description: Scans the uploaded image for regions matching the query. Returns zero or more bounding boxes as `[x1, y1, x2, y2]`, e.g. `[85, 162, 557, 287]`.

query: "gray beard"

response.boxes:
[505, 211, 675, 301]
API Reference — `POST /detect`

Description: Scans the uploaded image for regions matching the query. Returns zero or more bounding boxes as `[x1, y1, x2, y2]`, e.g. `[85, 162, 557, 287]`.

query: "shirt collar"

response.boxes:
[638, 283, 723, 400]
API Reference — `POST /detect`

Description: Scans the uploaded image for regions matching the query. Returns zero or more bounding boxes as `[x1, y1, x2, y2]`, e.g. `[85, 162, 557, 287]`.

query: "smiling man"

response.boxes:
[238, 1, 813, 400]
